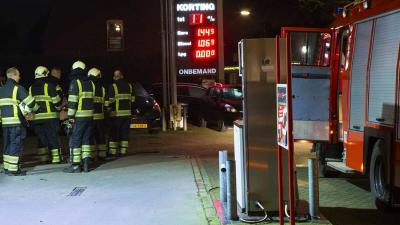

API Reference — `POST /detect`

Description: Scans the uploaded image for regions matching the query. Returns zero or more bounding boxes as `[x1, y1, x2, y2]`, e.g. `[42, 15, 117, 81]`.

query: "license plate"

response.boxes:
[131, 123, 148, 129]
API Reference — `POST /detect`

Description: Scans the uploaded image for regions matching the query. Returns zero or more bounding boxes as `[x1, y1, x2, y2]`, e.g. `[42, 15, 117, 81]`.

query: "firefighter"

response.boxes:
[30, 66, 62, 164]
[88, 67, 107, 160]
[49, 67, 64, 102]
[64, 60, 95, 173]
[106, 69, 135, 157]
[0, 67, 39, 176]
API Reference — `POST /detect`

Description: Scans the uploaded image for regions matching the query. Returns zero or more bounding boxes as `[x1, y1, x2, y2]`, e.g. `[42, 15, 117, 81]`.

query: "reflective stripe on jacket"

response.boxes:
[67, 78, 94, 119]
[93, 83, 105, 120]
[106, 79, 135, 117]
[0, 79, 38, 127]
[29, 79, 62, 122]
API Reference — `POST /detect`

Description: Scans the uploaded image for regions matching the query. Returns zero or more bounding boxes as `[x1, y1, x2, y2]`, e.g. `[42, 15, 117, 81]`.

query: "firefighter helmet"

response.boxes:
[88, 68, 101, 77]
[34, 66, 49, 79]
[72, 60, 86, 70]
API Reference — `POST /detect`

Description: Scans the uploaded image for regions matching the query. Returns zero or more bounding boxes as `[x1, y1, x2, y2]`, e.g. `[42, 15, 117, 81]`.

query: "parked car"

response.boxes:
[130, 83, 162, 134]
[150, 83, 207, 126]
[201, 84, 243, 131]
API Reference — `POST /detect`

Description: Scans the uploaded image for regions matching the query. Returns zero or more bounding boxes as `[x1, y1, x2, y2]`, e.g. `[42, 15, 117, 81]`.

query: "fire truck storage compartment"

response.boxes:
[292, 66, 331, 141]
[349, 20, 373, 132]
[367, 11, 400, 126]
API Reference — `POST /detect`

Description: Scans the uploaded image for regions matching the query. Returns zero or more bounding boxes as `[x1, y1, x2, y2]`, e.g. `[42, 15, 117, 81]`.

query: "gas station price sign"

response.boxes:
[175, 0, 218, 76]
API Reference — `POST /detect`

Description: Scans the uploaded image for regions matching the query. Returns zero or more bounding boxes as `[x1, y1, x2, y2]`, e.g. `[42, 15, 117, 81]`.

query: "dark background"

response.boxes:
[0, 0, 350, 87]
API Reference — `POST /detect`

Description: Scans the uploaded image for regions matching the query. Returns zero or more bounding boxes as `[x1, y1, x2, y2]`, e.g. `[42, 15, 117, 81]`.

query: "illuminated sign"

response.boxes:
[175, 0, 218, 76]
[106, 19, 124, 51]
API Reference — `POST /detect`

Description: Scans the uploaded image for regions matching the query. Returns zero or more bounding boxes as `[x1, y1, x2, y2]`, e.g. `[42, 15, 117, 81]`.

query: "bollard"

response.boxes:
[162, 108, 166, 131]
[183, 104, 188, 131]
[308, 158, 319, 219]
[226, 160, 238, 220]
[219, 150, 228, 205]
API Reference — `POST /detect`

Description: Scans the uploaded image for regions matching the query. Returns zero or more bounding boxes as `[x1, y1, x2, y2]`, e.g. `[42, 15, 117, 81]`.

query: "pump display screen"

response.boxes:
[175, 1, 218, 76]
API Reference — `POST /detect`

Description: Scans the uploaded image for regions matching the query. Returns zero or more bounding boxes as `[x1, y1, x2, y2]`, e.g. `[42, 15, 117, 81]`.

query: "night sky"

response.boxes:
[0, 0, 349, 85]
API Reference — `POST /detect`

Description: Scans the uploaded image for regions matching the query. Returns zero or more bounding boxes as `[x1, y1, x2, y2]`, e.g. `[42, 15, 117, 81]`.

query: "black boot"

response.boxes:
[82, 158, 90, 173]
[63, 164, 81, 173]
[7, 169, 26, 176]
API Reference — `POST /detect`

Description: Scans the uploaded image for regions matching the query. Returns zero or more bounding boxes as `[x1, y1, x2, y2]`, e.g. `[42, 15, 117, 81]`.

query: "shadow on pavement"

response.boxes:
[321, 207, 400, 225]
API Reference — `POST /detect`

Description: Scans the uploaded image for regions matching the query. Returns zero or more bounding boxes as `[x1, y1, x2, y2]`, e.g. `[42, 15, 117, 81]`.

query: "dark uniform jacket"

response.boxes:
[90, 77, 105, 120]
[0, 79, 38, 127]
[48, 76, 64, 100]
[106, 79, 135, 118]
[67, 68, 94, 121]
[29, 78, 62, 123]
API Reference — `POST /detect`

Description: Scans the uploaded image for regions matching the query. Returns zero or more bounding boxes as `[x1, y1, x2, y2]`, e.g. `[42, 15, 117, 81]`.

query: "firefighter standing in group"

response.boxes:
[0, 67, 39, 176]
[64, 61, 95, 173]
[30, 66, 62, 164]
[106, 69, 135, 157]
[88, 67, 107, 160]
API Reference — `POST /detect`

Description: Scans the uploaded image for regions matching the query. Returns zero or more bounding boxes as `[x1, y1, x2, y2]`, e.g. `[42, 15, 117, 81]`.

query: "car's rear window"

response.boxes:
[189, 87, 206, 98]
[134, 84, 150, 97]
[222, 87, 242, 99]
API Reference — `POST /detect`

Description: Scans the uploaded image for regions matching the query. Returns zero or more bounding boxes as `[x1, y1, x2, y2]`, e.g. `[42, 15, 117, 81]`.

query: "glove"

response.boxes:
[68, 118, 75, 124]
[62, 119, 74, 136]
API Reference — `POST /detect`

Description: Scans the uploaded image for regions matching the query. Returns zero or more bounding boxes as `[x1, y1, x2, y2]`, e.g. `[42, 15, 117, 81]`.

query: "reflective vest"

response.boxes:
[29, 79, 62, 121]
[0, 79, 38, 127]
[67, 78, 94, 119]
[106, 80, 135, 117]
[93, 83, 105, 120]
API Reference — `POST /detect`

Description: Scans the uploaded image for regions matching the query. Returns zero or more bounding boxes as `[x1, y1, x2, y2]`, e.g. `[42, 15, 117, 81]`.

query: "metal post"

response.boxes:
[275, 35, 284, 225]
[162, 108, 166, 132]
[183, 104, 188, 131]
[217, 0, 225, 83]
[219, 150, 228, 205]
[308, 158, 319, 219]
[286, 33, 295, 225]
[160, 0, 168, 131]
[226, 160, 238, 220]
[168, 0, 177, 106]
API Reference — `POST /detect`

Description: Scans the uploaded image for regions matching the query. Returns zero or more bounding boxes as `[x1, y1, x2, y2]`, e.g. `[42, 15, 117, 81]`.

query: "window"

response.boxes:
[188, 87, 206, 98]
[106, 19, 124, 51]
[177, 86, 189, 96]
[290, 32, 331, 66]
[222, 87, 242, 99]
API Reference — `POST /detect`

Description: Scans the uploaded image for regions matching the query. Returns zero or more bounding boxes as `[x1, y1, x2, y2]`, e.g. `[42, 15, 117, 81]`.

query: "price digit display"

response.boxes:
[196, 28, 215, 37]
[189, 13, 204, 25]
[197, 39, 216, 47]
[195, 50, 216, 59]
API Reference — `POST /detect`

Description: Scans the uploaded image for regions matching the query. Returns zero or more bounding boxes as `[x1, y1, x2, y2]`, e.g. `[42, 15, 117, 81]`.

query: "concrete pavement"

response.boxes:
[2, 124, 400, 225]
[0, 154, 208, 225]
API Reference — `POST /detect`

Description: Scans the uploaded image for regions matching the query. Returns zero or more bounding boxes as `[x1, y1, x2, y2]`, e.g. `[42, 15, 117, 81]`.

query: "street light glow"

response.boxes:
[301, 46, 307, 54]
[240, 10, 250, 16]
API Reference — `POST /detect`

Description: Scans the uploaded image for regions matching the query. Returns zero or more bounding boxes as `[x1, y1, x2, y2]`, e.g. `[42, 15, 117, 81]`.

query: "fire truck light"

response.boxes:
[325, 53, 329, 59]
[363, 1, 369, 9]
[361, 163, 364, 172]
[301, 46, 307, 54]
[325, 43, 330, 48]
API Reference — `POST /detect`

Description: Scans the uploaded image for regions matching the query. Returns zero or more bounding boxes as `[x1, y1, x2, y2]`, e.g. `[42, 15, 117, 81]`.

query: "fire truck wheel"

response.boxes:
[370, 140, 391, 211]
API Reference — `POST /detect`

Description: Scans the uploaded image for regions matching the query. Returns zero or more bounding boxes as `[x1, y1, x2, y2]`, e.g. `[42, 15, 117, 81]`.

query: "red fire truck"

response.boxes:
[281, 0, 400, 210]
